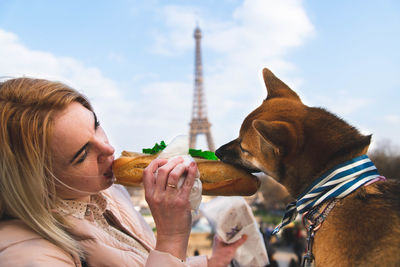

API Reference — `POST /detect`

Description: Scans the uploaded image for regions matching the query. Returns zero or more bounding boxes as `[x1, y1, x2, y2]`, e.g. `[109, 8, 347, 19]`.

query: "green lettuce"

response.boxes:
[142, 141, 167, 154]
[188, 148, 219, 160]
[142, 140, 219, 160]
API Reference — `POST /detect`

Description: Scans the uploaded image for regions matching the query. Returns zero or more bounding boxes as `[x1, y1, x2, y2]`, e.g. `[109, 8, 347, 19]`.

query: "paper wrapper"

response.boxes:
[201, 197, 269, 267]
[157, 135, 202, 211]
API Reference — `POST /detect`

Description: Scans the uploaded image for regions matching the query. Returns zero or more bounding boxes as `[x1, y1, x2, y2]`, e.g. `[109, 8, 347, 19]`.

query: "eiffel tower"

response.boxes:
[189, 26, 215, 151]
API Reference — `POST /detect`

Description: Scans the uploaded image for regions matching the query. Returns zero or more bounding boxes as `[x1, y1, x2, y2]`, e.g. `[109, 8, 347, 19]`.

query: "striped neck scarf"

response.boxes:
[272, 155, 379, 235]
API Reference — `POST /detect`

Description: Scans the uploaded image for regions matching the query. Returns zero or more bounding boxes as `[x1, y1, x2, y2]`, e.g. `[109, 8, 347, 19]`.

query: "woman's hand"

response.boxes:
[208, 234, 247, 267]
[142, 157, 197, 261]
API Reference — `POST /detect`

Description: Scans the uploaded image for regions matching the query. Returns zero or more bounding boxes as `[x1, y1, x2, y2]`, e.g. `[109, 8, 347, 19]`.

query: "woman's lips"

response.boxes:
[104, 156, 114, 173]
[103, 163, 115, 180]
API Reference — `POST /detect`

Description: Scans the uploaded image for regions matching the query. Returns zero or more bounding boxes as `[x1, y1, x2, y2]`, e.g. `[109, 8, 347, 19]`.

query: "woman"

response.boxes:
[0, 78, 246, 266]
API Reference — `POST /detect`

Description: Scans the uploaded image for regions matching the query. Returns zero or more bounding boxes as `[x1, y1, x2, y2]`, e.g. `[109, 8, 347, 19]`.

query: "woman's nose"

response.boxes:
[102, 142, 115, 156]
[96, 135, 115, 163]
[98, 143, 115, 163]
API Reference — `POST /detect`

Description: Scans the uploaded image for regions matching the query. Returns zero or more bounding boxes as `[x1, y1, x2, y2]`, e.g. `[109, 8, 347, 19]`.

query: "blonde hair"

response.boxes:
[0, 77, 93, 258]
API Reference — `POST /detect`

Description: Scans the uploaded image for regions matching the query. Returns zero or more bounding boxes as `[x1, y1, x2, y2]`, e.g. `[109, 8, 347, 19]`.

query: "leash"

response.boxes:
[272, 155, 379, 235]
[299, 175, 386, 267]
[300, 199, 339, 267]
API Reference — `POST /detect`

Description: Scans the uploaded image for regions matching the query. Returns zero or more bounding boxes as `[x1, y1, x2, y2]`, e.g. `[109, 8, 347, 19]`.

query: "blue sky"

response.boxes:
[1, 0, 399, 154]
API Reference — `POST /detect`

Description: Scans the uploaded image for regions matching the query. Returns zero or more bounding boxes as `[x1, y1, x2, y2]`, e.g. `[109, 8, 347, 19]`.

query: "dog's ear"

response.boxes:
[253, 119, 297, 156]
[263, 68, 301, 101]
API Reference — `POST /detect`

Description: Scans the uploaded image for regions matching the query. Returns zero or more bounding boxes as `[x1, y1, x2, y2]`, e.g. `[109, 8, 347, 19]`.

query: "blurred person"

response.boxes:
[0, 77, 246, 266]
[259, 222, 278, 267]
[293, 224, 306, 265]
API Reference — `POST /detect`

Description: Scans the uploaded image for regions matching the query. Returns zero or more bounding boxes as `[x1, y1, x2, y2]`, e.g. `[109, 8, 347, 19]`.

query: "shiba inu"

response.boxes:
[216, 68, 400, 266]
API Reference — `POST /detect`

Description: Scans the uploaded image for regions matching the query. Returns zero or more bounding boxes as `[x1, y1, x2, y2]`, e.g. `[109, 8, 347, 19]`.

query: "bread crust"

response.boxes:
[112, 152, 260, 196]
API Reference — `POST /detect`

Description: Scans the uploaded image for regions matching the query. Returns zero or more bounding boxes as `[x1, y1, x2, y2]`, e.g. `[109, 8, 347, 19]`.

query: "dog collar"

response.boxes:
[272, 154, 379, 235]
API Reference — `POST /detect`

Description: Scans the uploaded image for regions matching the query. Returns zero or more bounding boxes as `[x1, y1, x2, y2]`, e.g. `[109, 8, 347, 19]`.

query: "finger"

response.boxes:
[231, 234, 248, 248]
[144, 158, 168, 177]
[143, 158, 168, 190]
[214, 234, 247, 249]
[219, 234, 247, 250]
[179, 161, 197, 197]
[155, 157, 184, 192]
[166, 163, 187, 191]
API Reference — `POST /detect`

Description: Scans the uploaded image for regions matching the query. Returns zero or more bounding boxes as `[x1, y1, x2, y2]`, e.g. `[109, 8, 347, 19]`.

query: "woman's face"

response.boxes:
[51, 102, 115, 200]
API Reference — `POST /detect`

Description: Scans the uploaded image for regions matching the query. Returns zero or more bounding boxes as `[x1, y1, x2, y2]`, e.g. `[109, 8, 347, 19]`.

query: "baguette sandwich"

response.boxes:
[112, 151, 260, 196]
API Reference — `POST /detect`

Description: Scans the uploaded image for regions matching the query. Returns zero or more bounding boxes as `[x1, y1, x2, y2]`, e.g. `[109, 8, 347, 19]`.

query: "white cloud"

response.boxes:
[0, 27, 198, 154]
[151, 0, 314, 146]
[151, 5, 202, 56]
[0, 28, 136, 154]
[0, 0, 315, 153]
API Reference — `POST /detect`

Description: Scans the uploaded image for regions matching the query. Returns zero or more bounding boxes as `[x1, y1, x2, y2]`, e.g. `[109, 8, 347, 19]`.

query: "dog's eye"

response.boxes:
[239, 144, 251, 155]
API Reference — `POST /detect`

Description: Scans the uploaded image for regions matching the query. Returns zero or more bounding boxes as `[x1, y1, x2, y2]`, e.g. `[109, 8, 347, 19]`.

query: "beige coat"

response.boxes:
[0, 185, 207, 267]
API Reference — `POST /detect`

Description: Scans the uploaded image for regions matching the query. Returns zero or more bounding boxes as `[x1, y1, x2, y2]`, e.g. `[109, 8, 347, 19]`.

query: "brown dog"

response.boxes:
[216, 68, 400, 266]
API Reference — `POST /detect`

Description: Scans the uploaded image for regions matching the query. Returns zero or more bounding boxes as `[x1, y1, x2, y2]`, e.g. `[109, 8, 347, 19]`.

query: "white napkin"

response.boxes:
[157, 135, 202, 211]
[200, 197, 269, 267]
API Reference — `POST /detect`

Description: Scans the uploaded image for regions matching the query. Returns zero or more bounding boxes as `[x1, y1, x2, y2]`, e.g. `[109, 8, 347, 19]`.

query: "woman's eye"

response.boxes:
[76, 149, 88, 164]
[93, 112, 100, 129]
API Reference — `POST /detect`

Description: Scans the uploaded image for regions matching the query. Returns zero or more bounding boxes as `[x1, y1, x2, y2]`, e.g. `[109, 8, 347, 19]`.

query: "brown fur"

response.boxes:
[216, 68, 400, 266]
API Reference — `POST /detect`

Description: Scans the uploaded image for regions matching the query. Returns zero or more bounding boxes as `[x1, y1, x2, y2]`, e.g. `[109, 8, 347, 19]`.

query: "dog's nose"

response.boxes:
[215, 140, 237, 161]
[215, 147, 224, 160]
[215, 145, 230, 161]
